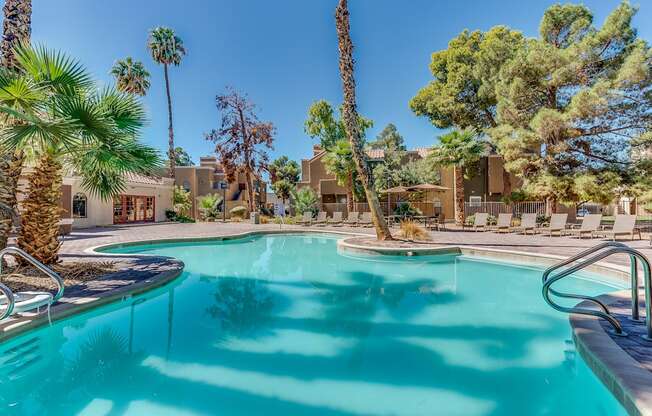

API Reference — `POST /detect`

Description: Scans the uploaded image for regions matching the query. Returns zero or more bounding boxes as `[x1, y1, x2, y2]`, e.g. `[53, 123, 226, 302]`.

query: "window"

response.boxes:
[72, 193, 87, 218]
[182, 180, 191, 192]
[469, 196, 482, 207]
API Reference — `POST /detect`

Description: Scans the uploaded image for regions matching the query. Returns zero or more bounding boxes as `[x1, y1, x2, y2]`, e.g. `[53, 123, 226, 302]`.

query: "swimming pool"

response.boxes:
[0, 233, 627, 415]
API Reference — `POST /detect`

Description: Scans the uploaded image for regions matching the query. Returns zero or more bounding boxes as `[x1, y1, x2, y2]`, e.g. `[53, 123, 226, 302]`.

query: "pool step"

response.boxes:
[0, 336, 42, 381]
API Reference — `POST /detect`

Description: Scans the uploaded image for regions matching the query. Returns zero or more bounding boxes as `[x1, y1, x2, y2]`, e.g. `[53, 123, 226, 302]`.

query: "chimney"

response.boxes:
[313, 144, 323, 156]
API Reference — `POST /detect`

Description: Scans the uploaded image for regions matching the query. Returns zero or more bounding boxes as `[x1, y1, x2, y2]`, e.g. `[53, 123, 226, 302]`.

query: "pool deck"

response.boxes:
[3, 221, 652, 414]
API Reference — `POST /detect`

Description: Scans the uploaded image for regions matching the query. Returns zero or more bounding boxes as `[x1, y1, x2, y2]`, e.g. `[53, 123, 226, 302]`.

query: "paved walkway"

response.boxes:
[60, 221, 652, 267]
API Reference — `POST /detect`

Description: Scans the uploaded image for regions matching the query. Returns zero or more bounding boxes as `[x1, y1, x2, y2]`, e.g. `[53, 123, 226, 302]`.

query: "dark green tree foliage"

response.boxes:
[491, 1, 651, 204]
[173, 146, 194, 166]
[304, 99, 373, 149]
[269, 155, 299, 202]
[367, 123, 406, 150]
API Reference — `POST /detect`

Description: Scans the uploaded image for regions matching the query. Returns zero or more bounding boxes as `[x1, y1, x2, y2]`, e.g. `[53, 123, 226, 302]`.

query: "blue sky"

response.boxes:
[29, 0, 651, 164]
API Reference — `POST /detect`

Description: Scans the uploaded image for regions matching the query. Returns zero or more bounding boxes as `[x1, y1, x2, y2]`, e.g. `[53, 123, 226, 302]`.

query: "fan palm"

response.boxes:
[0, 45, 160, 264]
[323, 139, 356, 212]
[147, 27, 186, 179]
[335, 0, 392, 240]
[0, 0, 31, 251]
[110, 57, 150, 96]
[428, 129, 484, 224]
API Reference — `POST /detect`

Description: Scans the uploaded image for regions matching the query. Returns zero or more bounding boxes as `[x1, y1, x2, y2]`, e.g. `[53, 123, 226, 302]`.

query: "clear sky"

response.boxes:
[27, 0, 652, 165]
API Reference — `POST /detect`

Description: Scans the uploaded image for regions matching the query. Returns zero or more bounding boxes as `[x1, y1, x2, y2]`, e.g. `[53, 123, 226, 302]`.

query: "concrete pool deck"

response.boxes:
[2, 221, 652, 414]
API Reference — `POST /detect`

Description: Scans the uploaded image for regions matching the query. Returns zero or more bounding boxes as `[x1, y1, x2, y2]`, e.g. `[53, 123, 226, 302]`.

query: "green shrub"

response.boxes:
[165, 209, 177, 221]
[394, 202, 422, 217]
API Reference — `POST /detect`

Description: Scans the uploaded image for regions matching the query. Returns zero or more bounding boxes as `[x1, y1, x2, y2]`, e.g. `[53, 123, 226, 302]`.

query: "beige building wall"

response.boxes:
[62, 176, 173, 229]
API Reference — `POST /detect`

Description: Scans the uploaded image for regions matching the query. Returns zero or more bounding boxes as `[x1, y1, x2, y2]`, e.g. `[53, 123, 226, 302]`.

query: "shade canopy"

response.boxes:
[408, 183, 450, 192]
[382, 186, 410, 194]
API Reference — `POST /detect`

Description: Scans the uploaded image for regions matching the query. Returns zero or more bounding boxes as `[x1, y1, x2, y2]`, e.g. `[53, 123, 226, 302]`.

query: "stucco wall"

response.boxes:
[63, 177, 173, 228]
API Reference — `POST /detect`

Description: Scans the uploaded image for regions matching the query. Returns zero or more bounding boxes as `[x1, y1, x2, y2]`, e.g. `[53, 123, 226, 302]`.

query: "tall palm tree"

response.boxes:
[334, 0, 392, 240]
[0, 46, 160, 264]
[428, 129, 484, 225]
[111, 57, 151, 96]
[147, 27, 186, 179]
[323, 139, 356, 212]
[1, 0, 30, 70]
[0, 0, 31, 251]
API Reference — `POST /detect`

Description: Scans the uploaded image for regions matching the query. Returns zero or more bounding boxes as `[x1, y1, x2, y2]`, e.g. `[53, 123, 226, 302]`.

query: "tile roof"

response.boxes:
[363, 147, 432, 160]
[124, 172, 169, 186]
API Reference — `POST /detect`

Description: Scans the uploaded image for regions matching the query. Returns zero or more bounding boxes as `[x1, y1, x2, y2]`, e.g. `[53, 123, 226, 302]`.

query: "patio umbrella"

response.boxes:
[382, 185, 411, 194]
[407, 183, 450, 192]
[381, 186, 410, 215]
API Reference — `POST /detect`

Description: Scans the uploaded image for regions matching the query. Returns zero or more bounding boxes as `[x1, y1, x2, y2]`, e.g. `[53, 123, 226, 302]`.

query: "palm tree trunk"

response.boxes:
[0, 0, 31, 251]
[454, 165, 465, 225]
[346, 172, 354, 213]
[335, 0, 392, 241]
[0, 151, 22, 250]
[18, 154, 62, 265]
[163, 63, 175, 179]
[2, 0, 31, 70]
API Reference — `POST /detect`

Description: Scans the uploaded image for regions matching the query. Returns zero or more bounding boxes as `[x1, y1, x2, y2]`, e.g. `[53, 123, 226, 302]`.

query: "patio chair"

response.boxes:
[566, 214, 602, 239]
[537, 213, 568, 236]
[328, 211, 343, 226]
[313, 211, 328, 226]
[490, 213, 512, 233]
[297, 211, 313, 226]
[357, 212, 373, 227]
[465, 212, 489, 232]
[599, 215, 642, 241]
[510, 213, 537, 235]
[343, 212, 359, 226]
[427, 213, 446, 231]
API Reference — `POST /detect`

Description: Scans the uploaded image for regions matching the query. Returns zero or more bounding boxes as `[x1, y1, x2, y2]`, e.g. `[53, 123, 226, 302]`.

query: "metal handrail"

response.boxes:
[0, 282, 14, 320]
[542, 242, 631, 314]
[0, 247, 64, 302]
[542, 242, 652, 339]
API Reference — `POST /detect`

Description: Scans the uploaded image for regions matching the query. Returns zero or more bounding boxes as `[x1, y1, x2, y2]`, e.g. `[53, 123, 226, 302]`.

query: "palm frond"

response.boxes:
[95, 88, 148, 135]
[14, 44, 93, 93]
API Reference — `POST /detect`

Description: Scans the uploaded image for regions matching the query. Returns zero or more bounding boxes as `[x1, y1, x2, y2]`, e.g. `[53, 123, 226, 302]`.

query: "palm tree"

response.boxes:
[147, 27, 186, 179]
[428, 129, 484, 225]
[323, 139, 356, 212]
[0, 0, 31, 252]
[1, 0, 30, 70]
[0, 46, 160, 264]
[111, 57, 151, 96]
[334, 0, 392, 240]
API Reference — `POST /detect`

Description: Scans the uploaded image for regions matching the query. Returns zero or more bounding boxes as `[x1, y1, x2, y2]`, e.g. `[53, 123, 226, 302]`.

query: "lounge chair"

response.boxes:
[537, 213, 568, 236]
[566, 214, 602, 239]
[465, 212, 489, 232]
[313, 211, 328, 226]
[357, 212, 373, 227]
[328, 211, 343, 226]
[490, 213, 512, 233]
[343, 212, 359, 226]
[297, 211, 313, 226]
[599, 215, 642, 241]
[510, 213, 537, 234]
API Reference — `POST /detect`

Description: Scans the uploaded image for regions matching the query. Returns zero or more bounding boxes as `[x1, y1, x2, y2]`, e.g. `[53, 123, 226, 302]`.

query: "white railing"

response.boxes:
[321, 202, 442, 216]
[464, 201, 545, 217]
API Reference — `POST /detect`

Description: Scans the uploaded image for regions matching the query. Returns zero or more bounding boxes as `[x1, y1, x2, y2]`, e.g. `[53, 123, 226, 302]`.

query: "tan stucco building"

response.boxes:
[175, 156, 267, 219]
[298, 145, 520, 220]
[56, 173, 174, 229]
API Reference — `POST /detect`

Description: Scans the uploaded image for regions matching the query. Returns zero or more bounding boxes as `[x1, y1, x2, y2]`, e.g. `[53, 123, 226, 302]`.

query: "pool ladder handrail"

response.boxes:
[0, 247, 65, 320]
[542, 241, 652, 340]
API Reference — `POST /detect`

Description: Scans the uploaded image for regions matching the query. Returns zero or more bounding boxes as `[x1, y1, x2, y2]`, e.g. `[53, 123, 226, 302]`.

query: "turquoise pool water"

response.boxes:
[0, 234, 627, 415]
